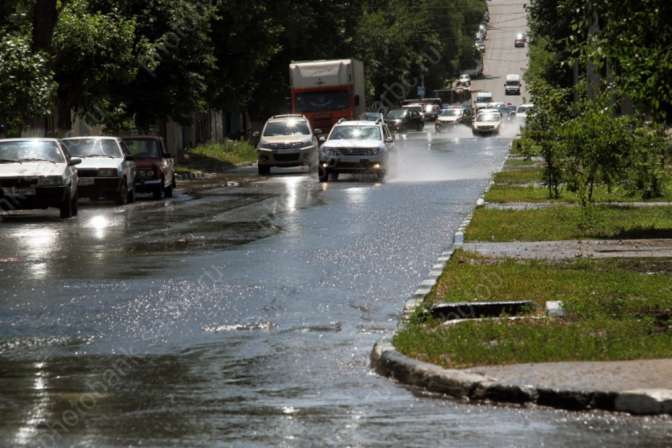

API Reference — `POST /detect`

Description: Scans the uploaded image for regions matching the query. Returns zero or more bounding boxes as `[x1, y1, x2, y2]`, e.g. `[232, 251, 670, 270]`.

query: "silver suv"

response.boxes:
[256, 114, 320, 175]
[318, 119, 395, 182]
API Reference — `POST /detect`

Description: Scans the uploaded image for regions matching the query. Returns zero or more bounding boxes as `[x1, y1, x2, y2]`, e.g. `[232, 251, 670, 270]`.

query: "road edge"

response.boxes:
[370, 148, 672, 417]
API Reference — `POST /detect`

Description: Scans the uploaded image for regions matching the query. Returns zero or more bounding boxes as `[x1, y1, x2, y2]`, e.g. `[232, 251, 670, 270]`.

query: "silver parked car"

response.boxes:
[62, 137, 136, 204]
[256, 114, 320, 175]
[0, 138, 81, 219]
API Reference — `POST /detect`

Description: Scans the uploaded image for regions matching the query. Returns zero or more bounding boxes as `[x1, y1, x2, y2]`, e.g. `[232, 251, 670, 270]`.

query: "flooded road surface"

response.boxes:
[1, 125, 670, 447]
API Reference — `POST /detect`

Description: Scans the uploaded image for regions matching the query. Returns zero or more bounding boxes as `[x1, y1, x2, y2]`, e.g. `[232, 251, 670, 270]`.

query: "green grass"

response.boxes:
[427, 251, 672, 318]
[395, 318, 672, 368]
[486, 183, 672, 204]
[467, 205, 672, 241]
[181, 141, 256, 172]
[493, 168, 544, 185]
[395, 251, 672, 368]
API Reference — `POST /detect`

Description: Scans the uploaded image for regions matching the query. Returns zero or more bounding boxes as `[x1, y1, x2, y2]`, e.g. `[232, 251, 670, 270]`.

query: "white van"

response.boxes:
[505, 74, 521, 95]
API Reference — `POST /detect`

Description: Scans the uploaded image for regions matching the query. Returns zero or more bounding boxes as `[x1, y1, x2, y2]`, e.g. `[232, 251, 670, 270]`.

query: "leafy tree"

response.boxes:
[0, 33, 55, 136]
[52, 0, 139, 130]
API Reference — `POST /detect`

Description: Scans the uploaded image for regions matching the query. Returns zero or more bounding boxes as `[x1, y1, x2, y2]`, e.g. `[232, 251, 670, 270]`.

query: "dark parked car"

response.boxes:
[123, 136, 176, 199]
[385, 108, 424, 132]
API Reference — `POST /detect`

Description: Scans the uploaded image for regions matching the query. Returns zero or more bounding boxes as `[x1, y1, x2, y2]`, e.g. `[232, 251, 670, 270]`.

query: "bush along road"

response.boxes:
[373, 146, 672, 416]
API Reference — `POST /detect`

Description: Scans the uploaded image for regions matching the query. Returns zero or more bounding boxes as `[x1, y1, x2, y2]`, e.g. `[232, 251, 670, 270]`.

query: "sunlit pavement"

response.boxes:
[2, 124, 670, 446]
[2, 0, 672, 445]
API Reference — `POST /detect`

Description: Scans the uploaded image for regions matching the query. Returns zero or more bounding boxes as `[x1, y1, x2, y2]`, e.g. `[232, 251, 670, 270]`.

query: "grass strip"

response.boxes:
[397, 252, 672, 368]
[427, 251, 672, 318]
[180, 141, 257, 172]
[395, 318, 672, 369]
[466, 205, 672, 241]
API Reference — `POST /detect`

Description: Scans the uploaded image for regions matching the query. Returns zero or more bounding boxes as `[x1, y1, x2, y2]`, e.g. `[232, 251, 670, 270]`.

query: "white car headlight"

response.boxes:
[37, 176, 65, 187]
[98, 168, 118, 177]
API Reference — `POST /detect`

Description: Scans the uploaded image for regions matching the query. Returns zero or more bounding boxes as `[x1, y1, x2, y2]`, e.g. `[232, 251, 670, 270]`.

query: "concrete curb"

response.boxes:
[371, 148, 672, 416]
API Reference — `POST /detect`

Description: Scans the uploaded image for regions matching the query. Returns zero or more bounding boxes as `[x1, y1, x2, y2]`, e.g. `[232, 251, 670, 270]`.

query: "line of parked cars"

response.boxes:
[0, 136, 176, 219]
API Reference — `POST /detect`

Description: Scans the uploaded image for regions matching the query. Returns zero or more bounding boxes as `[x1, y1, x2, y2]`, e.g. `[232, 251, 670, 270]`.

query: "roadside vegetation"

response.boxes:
[396, 2, 672, 370]
[396, 251, 672, 368]
[180, 141, 257, 172]
[0, 0, 487, 137]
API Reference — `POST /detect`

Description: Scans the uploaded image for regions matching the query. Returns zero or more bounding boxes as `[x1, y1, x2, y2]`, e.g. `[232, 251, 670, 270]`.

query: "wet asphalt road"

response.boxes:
[1, 125, 671, 447]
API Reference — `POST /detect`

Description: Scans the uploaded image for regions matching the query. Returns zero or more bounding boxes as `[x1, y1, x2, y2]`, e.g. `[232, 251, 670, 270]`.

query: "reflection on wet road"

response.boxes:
[1, 127, 671, 447]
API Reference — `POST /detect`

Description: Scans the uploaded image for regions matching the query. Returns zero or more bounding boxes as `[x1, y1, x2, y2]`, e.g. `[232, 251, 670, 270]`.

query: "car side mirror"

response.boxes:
[69, 157, 82, 166]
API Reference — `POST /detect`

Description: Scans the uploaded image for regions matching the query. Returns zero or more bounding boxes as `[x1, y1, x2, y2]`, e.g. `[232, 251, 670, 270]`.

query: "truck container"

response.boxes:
[289, 59, 366, 132]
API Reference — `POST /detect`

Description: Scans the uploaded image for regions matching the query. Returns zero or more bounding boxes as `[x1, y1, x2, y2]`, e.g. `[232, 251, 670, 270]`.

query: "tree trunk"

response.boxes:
[31, 0, 58, 53]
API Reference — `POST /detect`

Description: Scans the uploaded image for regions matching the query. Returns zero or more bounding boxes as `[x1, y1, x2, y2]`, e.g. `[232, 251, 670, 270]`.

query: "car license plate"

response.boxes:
[2, 187, 35, 196]
[79, 178, 95, 186]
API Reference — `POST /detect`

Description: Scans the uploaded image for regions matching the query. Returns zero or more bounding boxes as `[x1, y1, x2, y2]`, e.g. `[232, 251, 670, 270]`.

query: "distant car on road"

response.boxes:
[514, 32, 526, 47]
[385, 108, 424, 132]
[0, 138, 80, 218]
[123, 136, 175, 199]
[472, 110, 503, 135]
[516, 103, 534, 119]
[256, 114, 320, 176]
[505, 74, 522, 95]
[457, 74, 471, 87]
[474, 92, 494, 111]
[318, 119, 394, 182]
[435, 108, 465, 132]
[62, 136, 136, 205]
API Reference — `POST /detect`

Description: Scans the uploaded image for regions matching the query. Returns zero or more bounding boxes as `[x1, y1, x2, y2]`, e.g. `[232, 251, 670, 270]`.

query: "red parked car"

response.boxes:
[122, 136, 176, 199]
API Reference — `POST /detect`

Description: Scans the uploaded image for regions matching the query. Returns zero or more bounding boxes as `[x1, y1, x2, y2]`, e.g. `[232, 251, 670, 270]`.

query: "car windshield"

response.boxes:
[263, 120, 310, 137]
[329, 126, 382, 141]
[506, 80, 520, 85]
[517, 105, 532, 113]
[124, 139, 163, 158]
[440, 109, 460, 116]
[386, 109, 407, 119]
[63, 139, 122, 158]
[477, 113, 500, 122]
[360, 113, 381, 121]
[476, 96, 492, 103]
[0, 140, 65, 163]
[295, 91, 349, 113]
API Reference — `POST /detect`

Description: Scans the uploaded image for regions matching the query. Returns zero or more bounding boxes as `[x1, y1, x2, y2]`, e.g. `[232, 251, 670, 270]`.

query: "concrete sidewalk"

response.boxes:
[463, 239, 672, 259]
[465, 359, 672, 392]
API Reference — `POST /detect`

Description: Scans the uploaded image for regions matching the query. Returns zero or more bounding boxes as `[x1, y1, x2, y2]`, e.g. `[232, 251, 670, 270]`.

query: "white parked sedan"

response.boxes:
[472, 110, 503, 135]
[0, 138, 81, 218]
[62, 137, 136, 204]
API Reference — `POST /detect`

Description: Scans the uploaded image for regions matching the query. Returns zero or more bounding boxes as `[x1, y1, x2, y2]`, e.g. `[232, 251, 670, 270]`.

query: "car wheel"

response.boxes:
[127, 187, 136, 204]
[72, 192, 79, 217]
[117, 179, 129, 205]
[258, 165, 270, 176]
[152, 179, 166, 201]
[318, 170, 329, 182]
[60, 191, 74, 219]
[165, 181, 174, 198]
